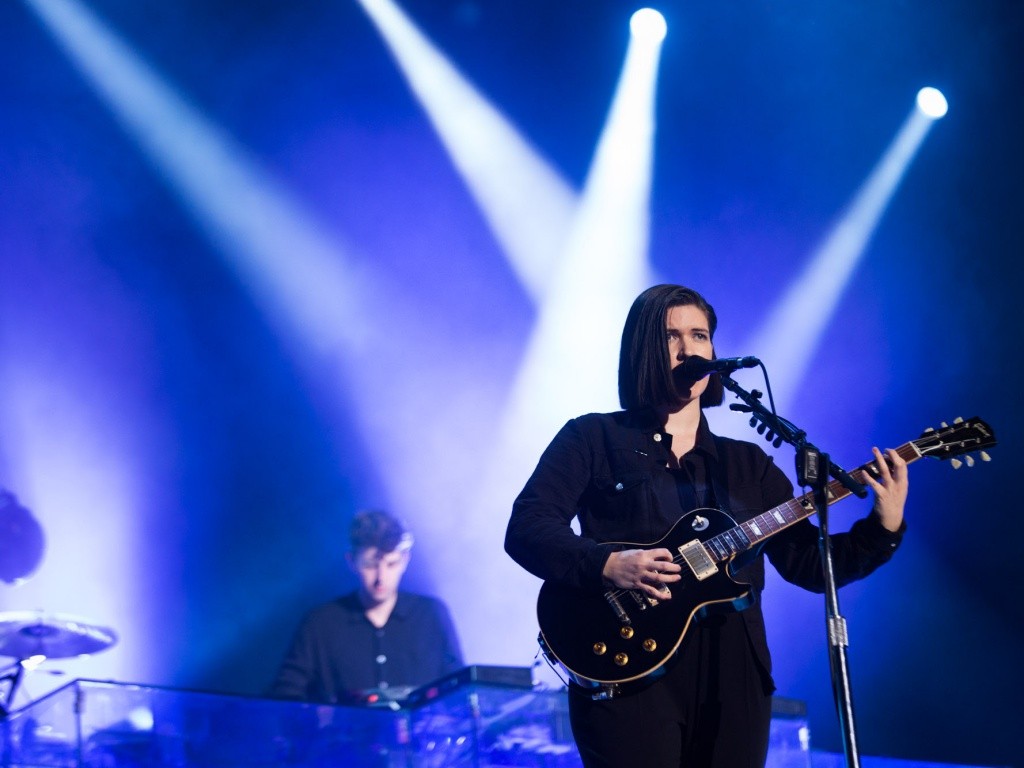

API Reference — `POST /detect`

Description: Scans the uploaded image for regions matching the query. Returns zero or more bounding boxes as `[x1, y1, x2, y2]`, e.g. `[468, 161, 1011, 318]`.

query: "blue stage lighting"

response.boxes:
[737, 95, 941, 416]
[916, 87, 948, 119]
[629, 8, 667, 43]
[357, 0, 577, 304]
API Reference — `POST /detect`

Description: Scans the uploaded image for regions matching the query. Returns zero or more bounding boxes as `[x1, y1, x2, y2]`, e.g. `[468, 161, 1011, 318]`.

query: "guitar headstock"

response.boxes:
[914, 417, 996, 468]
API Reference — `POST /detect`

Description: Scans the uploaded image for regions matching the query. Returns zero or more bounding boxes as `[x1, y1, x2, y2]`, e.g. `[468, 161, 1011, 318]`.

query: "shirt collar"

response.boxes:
[626, 406, 664, 433]
[389, 592, 411, 620]
[340, 591, 410, 622]
[626, 407, 719, 462]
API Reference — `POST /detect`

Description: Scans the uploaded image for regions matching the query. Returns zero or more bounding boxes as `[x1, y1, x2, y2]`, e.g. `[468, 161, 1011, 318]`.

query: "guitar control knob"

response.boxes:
[593, 643, 607, 655]
[642, 639, 657, 652]
[614, 653, 629, 666]
[620, 627, 634, 639]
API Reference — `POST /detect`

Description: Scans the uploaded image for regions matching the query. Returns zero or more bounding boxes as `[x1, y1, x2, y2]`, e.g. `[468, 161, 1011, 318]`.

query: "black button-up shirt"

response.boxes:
[270, 591, 464, 703]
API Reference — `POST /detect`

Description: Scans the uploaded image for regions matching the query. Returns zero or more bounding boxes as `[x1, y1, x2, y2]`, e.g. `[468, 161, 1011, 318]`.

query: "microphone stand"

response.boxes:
[719, 374, 868, 768]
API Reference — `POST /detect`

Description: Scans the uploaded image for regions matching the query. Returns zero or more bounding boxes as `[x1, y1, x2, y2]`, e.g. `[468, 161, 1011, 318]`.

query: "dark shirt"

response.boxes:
[270, 591, 464, 704]
[505, 408, 904, 678]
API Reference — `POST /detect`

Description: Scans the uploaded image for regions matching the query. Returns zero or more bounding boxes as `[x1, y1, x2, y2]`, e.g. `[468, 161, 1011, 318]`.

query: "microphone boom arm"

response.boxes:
[720, 375, 867, 499]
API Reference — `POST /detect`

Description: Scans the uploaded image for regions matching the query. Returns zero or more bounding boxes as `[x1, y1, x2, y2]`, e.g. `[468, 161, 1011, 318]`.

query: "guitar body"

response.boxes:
[537, 507, 754, 691]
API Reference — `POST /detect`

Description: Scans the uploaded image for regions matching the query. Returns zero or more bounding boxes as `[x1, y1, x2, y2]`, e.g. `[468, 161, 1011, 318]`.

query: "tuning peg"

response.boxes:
[922, 427, 935, 433]
[954, 417, 964, 424]
[981, 451, 992, 462]
[965, 455, 975, 467]
[940, 422, 949, 428]
[950, 458, 962, 469]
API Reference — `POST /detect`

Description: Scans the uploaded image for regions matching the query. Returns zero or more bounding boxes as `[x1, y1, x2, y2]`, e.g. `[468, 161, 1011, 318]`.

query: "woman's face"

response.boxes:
[665, 303, 714, 404]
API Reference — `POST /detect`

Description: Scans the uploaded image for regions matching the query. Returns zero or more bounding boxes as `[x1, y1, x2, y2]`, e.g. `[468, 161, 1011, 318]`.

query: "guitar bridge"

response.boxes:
[678, 539, 718, 580]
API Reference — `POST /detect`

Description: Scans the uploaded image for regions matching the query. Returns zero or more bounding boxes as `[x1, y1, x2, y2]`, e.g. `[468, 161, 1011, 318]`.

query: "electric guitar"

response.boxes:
[536, 417, 996, 694]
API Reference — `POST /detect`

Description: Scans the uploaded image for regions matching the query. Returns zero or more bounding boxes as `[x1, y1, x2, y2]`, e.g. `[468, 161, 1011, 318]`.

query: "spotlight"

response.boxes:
[916, 87, 948, 119]
[630, 8, 667, 43]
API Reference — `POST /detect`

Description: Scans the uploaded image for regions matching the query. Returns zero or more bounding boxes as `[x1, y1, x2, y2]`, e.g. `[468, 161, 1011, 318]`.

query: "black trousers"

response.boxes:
[568, 612, 774, 768]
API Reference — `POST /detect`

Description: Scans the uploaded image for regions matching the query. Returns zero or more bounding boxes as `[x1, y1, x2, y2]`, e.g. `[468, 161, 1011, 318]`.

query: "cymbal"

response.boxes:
[0, 612, 117, 660]
[0, 490, 45, 584]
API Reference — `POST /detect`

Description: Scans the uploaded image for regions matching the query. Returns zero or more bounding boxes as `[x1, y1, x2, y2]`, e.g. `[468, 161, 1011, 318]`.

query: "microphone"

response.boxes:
[677, 355, 760, 379]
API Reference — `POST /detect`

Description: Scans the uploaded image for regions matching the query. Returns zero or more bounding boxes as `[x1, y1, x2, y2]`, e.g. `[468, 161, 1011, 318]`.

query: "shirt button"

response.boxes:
[653, 433, 662, 442]
[376, 654, 387, 665]
[614, 482, 624, 491]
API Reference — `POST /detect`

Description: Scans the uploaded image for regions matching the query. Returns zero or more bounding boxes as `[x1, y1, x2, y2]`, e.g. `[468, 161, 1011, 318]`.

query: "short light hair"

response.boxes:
[349, 509, 413, 554]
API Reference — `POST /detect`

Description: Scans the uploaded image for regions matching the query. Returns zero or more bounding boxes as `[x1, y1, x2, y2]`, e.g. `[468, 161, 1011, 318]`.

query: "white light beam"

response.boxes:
[355, 0, 579, 302]
[740, 102, 940, 413]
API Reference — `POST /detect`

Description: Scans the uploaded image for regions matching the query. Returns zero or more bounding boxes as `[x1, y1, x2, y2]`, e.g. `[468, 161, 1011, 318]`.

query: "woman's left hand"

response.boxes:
[863, 446, 908, 532]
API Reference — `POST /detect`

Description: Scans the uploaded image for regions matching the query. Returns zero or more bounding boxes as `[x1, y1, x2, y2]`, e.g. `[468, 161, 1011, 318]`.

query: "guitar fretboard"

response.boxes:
[702, 442, 921, 563]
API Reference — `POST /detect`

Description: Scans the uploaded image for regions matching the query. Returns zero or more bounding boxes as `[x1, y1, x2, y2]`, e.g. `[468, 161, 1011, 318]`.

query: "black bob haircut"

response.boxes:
[617, 284, 725, 411]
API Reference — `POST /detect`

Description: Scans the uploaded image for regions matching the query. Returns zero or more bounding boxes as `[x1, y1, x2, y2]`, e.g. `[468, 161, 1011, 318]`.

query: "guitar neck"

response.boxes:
[703, 441, 921, 564]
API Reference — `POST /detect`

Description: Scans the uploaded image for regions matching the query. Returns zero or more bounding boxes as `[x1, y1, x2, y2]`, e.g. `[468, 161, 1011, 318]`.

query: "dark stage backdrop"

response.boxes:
[1, 1, 1021, 766]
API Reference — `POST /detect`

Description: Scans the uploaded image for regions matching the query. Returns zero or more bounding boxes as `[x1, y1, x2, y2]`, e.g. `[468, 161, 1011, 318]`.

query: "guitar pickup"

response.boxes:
[628, 590, 651, 610]
[605, 591, 631, 623]
[678, 539, 718, 580]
